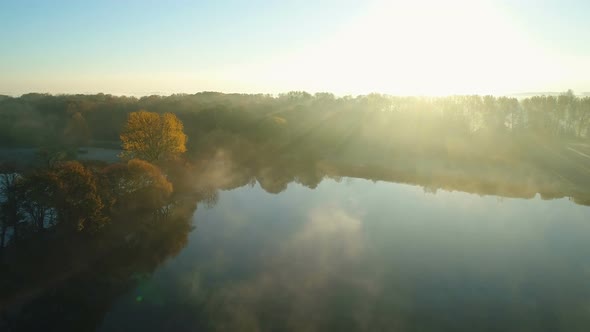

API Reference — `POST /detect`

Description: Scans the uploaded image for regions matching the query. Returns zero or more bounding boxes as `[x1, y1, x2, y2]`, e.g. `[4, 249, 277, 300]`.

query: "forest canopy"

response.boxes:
[0, 91, 588, 167]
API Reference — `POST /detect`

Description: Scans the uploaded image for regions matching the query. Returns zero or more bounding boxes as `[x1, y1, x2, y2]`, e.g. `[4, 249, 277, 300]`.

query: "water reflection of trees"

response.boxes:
[1, 214, 193, 331]
[2, 138, 590, 329]
[0, 158, 202, 331]
[195, 140, 590, 206]
[0, 144, 588, 330]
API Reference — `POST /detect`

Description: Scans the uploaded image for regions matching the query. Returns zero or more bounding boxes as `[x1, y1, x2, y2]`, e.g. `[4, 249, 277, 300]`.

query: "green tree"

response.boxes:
[63, 112, 90, 147]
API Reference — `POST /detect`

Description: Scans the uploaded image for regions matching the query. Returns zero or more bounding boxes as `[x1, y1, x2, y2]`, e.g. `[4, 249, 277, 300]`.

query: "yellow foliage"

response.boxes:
[272, 116, 287, 125]
[126, 158, 173, 195]
[120, 110, 187, 162]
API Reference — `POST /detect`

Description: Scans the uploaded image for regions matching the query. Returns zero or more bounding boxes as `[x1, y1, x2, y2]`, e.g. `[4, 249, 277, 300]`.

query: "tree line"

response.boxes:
[0, 159, 176, 249]
[0, 109, 195, 250]
[2, 91, 590, 233]
[0, 110, 212, 322]
[0, 91, 588, 151]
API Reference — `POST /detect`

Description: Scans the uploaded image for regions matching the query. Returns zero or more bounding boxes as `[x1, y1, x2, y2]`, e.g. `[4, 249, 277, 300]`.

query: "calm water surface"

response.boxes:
[99, 178, 590, 331]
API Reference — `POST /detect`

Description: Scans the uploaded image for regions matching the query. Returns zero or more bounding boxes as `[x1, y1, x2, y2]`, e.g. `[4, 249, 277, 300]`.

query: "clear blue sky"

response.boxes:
[1, 0, 589, 96]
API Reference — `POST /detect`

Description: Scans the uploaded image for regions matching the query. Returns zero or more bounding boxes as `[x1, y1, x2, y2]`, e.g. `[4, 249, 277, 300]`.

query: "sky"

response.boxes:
[1, 0, 589, 96]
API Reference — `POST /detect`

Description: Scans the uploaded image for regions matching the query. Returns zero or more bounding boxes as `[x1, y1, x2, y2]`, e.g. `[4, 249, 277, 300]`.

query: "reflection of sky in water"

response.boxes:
[100, 178, 590, 331]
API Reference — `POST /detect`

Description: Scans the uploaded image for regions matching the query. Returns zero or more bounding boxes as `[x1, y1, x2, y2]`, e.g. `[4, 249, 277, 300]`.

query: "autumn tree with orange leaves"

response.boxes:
[120, 111, 187, 162]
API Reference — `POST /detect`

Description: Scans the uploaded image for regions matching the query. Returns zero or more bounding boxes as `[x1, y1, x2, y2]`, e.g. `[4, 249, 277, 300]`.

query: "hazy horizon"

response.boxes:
[2, 0, 590, 96]
[3, 90, 590, 99]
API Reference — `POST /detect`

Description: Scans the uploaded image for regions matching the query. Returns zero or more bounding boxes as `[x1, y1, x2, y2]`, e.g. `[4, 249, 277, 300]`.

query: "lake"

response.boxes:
[94, 176, 590, 332]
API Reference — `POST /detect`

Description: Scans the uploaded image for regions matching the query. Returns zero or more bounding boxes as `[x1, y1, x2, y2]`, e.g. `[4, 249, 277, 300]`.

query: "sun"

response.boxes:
[236, 0, 567, 96]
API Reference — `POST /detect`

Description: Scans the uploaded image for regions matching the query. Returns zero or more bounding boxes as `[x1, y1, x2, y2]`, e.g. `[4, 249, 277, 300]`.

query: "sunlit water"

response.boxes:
[99, 178, 590, 331]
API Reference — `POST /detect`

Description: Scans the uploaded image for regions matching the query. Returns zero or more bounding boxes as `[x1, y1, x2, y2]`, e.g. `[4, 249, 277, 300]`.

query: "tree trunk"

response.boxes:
[37, 209, 46, 232]
[0, 224, 5, 249]
[12, 222, 18, 244]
